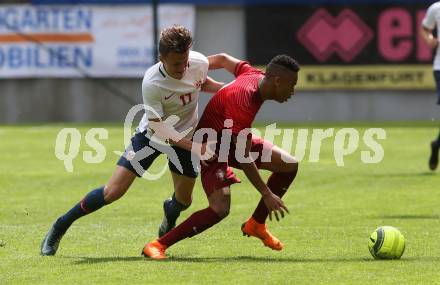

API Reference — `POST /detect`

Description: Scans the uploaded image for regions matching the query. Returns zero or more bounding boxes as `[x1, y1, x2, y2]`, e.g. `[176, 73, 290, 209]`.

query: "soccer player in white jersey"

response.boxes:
[41, 25, 232, 255]
[422, 2, 440, 170]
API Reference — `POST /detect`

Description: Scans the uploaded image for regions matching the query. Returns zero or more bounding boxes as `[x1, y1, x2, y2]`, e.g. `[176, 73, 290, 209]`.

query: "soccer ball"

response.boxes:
[368, 226, 405, 259]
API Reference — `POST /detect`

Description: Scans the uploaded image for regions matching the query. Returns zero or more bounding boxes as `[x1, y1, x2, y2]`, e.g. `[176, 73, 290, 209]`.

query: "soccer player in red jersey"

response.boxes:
[142, 54, 300, 259]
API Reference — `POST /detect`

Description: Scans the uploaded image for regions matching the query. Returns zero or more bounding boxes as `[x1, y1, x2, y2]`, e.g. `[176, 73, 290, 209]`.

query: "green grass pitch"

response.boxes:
[1, 123, 440, 284]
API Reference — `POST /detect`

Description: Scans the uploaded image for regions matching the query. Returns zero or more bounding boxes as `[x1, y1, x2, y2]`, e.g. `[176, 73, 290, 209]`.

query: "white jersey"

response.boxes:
[137, 51, 209, 139]
[422, 2, 440, 70]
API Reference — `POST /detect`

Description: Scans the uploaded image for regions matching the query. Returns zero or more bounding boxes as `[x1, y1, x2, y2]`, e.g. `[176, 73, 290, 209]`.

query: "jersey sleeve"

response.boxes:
[422, 4, 438, 29]
[234, 61, 261, 77]
[199, 54, 209, 83]
[142, 83, 164, 119]
[190, 51, 209, 84]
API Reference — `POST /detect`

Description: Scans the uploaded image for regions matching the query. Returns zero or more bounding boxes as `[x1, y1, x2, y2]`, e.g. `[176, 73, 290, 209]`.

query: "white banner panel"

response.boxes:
[0, 4, 195, 78]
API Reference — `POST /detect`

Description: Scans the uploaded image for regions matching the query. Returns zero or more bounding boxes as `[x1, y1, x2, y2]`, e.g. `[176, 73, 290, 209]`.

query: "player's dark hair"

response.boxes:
[268, 55, 300, 73]
[159, 25, 193, 56]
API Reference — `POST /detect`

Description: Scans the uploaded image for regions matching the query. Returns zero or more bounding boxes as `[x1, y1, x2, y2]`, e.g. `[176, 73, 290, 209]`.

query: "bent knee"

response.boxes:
[208, 187, 231, 218]
[273, 153, 299, 173]
[286, 162, 299, 182]
[288, 161, 299, 175]
[278, 160, 298, 175]
[274, 162, 298, 190]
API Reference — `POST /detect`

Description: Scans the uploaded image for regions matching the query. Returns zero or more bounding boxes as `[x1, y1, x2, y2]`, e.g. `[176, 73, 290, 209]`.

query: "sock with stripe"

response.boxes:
[53, 187, 107, 232]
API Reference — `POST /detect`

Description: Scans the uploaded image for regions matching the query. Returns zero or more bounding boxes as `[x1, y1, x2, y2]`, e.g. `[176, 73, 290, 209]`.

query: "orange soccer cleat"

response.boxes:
[142, 240, 168, 260]
[241, 217, 284, 251]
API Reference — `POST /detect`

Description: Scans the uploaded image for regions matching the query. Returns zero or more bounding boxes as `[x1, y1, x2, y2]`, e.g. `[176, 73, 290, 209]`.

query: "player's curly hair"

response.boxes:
[268, 55, 300, 73]
[159, 25, 193, 56]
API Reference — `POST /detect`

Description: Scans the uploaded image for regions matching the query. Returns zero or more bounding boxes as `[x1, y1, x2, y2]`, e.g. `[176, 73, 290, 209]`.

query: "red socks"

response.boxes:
[157, 170, 297, 248]
[158, 207, 222, 247]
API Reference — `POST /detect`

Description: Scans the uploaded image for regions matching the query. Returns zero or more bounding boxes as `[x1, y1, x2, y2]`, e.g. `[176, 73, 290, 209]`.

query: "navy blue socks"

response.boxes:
[54, 187, 107, 232]
[165, 193, 190, 221]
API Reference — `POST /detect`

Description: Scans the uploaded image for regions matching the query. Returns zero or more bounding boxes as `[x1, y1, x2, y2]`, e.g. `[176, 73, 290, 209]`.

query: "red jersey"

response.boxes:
[197, 61, 264, 136]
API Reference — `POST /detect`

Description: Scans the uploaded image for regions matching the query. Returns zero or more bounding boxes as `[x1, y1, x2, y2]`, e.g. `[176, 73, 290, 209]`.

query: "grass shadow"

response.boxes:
[167, 256, 372, 263]
[71, 255, 373, 264]
[70, 255, 440, 264]
[72, 256, 142, 264]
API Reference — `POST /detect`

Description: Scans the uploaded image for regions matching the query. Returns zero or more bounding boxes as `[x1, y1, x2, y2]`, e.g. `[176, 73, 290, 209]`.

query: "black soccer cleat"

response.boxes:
[40, 224, 66, 256]
[158, 198, 177, 238]
[429, 141, 439, 171]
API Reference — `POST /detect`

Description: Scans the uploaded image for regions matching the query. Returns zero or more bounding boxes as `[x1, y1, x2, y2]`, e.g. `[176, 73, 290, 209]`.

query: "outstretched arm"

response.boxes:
[207, 53, 241, 74]
[202, 53, 242, 94]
